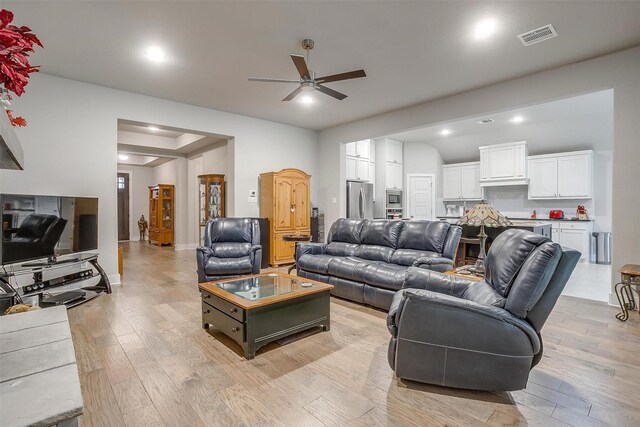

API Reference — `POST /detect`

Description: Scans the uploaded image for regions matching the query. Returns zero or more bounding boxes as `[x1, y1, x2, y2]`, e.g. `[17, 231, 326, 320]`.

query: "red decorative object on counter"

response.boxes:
[0, 9, 43, 126]
[576, 205, 589, 220]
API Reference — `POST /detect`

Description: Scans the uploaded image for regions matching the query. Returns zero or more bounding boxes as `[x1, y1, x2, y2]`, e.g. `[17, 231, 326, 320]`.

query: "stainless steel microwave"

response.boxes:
[386, 190, 402, 207]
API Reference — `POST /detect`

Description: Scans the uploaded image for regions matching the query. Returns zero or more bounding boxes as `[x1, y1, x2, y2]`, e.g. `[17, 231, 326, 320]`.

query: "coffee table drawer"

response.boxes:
[201, 290, 244, 322]
[202, 302, 245, 342]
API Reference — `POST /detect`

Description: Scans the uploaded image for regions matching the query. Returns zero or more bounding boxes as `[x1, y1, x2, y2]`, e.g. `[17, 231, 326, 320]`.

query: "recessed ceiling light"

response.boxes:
[118, 154, 129, 161]
[300, 95, 314, 104]
[440, 129, 451, 136]
[145, 46, 166, 63]
[473, 19, 497, 40]
[511, 115, 525, 123]
[148, 126, 159, 131]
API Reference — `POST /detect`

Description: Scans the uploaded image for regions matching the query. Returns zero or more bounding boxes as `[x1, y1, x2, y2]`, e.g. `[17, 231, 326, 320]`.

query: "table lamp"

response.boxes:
[457, 200, 512, 275]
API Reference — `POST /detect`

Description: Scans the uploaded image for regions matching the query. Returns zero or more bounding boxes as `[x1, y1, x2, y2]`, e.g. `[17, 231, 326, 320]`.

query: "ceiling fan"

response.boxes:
[248, 39, 366, 101]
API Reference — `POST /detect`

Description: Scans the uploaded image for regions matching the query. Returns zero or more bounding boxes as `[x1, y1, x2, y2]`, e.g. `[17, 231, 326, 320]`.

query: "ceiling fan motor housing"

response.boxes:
[302, 39, 315, 50]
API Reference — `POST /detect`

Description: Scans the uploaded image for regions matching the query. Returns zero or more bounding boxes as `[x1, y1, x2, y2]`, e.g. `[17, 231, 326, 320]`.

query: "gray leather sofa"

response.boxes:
[296, 218, 462, 310]
[196, 218, 262, 283]
[387, 229, 580, 391]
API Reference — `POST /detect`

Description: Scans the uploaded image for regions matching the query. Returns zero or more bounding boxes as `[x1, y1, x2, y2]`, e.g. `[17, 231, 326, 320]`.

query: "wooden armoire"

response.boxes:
[260, 168, 311, 266]
[148, 184, 174, 246]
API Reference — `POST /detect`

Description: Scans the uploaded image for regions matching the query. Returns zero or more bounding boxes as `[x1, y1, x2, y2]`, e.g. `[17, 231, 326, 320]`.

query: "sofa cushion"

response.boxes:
[354, 244, 395, 263]
[328, 218, 365, 244]
[485, 229, 551, 296]
[362, 263, 408, 291]
[390, 249, 440, 266]
[462, 280, 506, 308]
[212, 242, 252, 258]
[297, 254, 334, 275]
[327, 257, 377, 282]
[208, 218, 253, 243]
[204, 256, 253, 275]
[506, 241, 562, 318]
[397, 220, 451, 253]
[360, 220, 404, 248]
[325, 241, 358, 257]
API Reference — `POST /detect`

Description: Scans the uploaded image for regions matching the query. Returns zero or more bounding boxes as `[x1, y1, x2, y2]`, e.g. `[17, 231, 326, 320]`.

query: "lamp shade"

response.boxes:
[457, 200, 512, 228]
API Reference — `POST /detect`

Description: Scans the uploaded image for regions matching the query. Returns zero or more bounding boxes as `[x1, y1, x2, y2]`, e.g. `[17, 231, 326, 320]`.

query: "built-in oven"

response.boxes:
[386, 190, 402, 208]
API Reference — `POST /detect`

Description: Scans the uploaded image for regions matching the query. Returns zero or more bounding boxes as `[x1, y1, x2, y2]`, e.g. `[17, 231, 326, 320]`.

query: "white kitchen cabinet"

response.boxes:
[369, 162, 375, 200]
[442, 162, 482, 200]
[552, 221, 592, 260]
[479, 141, 528, 186]
[386, 162, 403, 190]
[528, 157, 558, 198]
[385, 140, 403, 164]
[346, 156, 369, 181]
[528, 151, 592, 200]
[557, 153, 592, 198]
[346, 140, 370, 159]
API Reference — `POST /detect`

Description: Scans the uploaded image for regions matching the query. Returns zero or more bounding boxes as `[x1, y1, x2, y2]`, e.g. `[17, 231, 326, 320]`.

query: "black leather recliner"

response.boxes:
[2, 214, 68, 264]
[387, 229, 580, 391]
[196, 218, 262, 283]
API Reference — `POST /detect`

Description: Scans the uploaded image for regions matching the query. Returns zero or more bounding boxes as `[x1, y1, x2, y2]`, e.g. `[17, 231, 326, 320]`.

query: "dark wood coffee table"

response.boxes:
[199, 272, 333, 359]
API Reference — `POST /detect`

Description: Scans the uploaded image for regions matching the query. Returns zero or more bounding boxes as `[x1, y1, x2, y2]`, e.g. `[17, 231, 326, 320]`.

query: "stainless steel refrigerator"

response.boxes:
[346, 181, 374, 219]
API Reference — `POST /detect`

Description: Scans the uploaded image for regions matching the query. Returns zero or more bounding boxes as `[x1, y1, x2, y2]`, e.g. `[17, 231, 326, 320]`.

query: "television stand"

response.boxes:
[0, 253, 111, 309]
[21, 257, 79, 268]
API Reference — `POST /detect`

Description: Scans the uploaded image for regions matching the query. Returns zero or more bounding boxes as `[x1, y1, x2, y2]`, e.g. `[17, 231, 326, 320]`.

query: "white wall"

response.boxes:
[1, 74, 319, 280]
[402, 142, 445, 217]
[317, 46, 640, 301]
[201, 141, 228, 175]
[117, 164, 155, 241]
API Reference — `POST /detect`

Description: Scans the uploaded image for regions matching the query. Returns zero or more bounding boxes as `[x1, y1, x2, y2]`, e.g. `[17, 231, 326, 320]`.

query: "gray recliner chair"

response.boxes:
[196, 218, 262, 283]
[387, 229, 580, 391]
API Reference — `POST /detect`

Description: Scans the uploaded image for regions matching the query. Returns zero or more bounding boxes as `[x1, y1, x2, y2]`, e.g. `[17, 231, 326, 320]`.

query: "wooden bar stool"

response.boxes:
[615, 264, 640, 321]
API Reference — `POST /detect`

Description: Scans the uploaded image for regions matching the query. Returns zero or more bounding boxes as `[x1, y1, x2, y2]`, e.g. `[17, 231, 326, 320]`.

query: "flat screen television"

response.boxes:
[1, 194, 98, 265]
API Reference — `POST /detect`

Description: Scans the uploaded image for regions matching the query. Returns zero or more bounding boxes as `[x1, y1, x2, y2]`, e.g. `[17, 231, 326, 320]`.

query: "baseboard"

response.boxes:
[109, 273, 121, 286]
[609, 292, 618, 307]
[175, 243, 198, 251]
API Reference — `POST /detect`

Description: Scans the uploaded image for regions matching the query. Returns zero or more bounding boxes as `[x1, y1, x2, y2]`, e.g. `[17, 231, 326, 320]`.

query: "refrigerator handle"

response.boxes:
[359, 188, 364, 219]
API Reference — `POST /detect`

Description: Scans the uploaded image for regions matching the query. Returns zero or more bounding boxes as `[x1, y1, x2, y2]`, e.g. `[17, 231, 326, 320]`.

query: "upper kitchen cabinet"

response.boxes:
[479, 141, 528, 187]
[443, 162, 483, 200]
[385, 139, 403, 164]
[346, 140, 373, 181]
[529, 150, 593, 200]
[346, 140, 370, 159]
[385, 162, 403, 190]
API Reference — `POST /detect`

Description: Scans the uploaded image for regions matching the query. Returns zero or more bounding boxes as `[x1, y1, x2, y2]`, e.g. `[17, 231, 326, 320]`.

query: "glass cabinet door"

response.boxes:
[162, 199, 172, 229]
[208, 182, 222, 220]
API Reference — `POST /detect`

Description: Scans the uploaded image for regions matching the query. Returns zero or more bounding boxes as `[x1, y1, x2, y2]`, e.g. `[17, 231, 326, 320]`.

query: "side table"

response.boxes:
[282, 234, 312, 274]
[615, 264, 640, 321]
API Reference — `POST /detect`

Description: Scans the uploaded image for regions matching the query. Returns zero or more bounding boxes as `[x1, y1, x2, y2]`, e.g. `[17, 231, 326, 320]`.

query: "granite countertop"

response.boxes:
[437, 216, 592, 222]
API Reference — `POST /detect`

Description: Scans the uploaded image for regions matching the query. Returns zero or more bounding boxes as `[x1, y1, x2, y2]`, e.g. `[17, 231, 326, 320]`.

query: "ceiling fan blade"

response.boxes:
[316, 84, 347, 100]
[248, 77, 300, 83]
[291, 54, 311, 80]
[316, 69, 366, 84]
[282, 86, 303, 101]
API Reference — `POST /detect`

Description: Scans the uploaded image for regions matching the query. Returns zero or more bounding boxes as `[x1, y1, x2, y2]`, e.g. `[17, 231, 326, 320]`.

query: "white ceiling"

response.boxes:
[8, 1, 640, 130]
[384, 90, 613, 163]
[116, 120, 229, 166]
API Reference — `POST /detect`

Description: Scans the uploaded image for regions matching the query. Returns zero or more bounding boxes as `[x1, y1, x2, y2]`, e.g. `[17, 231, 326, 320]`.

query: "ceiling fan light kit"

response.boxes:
[248, 39, 366, 102]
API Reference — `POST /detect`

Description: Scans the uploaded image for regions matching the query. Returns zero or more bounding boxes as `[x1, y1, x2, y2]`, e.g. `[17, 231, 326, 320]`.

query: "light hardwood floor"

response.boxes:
[70, 242, 640, 426]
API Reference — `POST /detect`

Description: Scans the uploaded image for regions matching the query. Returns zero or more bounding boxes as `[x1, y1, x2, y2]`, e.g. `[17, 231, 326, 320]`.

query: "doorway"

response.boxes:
[406, 174, 435, 219]
[117, 172, 130, 241]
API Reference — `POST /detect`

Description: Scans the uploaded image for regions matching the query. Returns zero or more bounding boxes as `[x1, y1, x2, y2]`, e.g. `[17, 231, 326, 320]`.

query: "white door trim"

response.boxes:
[406, 173, 436, 219]
[117, 169, 134, 241]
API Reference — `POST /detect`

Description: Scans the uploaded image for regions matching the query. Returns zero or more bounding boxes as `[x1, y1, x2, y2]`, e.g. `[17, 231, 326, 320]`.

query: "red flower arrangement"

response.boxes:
[0, 9, 42, 126]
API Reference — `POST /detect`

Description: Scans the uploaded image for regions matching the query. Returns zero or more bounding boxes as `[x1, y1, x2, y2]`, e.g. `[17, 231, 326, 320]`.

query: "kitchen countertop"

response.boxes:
[437, 216, 592, 222]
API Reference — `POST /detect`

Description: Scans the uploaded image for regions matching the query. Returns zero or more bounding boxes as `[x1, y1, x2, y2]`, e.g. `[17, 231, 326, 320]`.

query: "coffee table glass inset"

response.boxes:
[199, 272, 333, 359]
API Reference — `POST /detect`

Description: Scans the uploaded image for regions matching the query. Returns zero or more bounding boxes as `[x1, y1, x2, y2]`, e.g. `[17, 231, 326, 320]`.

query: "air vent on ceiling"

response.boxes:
[518, 24, 558, 46]
[477, 119, 495, 124]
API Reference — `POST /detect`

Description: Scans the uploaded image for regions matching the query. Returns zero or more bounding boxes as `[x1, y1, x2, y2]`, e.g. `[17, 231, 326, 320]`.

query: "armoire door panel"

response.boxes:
[293, 179, 310, 229]
[274, 178, 294, 230]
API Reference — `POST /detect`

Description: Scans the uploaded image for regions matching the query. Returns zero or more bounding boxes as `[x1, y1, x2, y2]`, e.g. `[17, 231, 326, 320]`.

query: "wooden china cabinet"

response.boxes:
[148, 184, 174, 246]
[198, 174, 225, 221]
[260, 168, 311, 266]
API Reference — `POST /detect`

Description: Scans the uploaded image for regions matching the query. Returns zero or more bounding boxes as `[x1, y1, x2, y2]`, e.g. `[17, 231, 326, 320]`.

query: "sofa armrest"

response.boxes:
[250, 245, 262, 274]
[398, 289, 540, 354]
[402, 267, 476, 298]
[411, 256, 454, 272]
[295, 242, 327, 261]
[196, 246, 215, 283]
